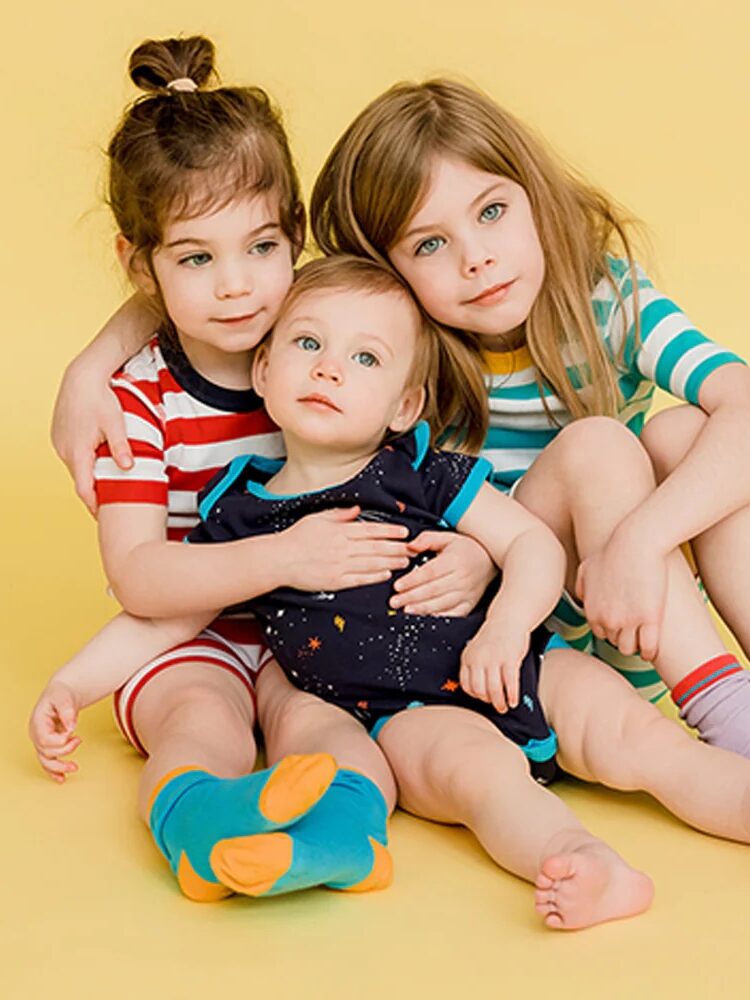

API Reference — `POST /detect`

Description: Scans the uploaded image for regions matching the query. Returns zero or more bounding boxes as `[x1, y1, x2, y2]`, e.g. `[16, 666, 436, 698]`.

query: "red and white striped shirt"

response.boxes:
[94, 336, 283, 541]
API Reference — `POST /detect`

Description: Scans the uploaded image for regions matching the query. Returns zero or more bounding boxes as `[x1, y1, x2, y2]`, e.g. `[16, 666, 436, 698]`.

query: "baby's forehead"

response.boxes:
[282, 283, 416, 326]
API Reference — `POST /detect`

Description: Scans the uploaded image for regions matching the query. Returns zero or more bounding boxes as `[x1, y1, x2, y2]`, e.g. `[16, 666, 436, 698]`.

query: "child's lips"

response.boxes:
[298, 393, 342, 413]
[214, 311, 260, 325]
[466, 280, 516, 305]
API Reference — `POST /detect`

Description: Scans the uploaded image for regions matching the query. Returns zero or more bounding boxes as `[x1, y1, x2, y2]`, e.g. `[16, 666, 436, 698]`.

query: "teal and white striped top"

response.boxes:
[481, 257, 744, 492]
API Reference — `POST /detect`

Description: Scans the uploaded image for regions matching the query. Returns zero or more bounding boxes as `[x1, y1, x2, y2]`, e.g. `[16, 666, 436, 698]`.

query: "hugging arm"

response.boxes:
[456, 483, 566, 712]
[51, 294, 155, 512]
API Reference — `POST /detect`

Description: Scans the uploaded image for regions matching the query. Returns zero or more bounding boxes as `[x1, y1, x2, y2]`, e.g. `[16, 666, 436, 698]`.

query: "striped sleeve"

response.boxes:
[94, 378, 168, 507]
[602, 259, 745, 405]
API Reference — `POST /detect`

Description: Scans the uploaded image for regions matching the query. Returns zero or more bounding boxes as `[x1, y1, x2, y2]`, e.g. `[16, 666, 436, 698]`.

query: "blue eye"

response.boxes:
[251, 240, 278, 256]
[179, 251, 212, 268]
[415, 236, 445, 257]
[480, 202, 504, 223]
[353, 351, 379, 368]
[295, 335, 320, 352]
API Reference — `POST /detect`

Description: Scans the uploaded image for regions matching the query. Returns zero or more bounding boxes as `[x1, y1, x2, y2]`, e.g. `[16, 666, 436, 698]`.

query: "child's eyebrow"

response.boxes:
[401, 181, 510, 241]
[164, 221, 281, 249]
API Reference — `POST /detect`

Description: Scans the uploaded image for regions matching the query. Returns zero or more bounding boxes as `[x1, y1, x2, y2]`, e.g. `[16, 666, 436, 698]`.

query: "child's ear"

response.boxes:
[389, 385, 426, 434]
[251, 343, 270, 398]
[115, 234, 157, 296]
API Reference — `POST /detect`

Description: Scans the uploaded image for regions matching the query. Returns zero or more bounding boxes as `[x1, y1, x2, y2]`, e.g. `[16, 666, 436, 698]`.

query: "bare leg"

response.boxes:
[539, 647, 750, 842]
[642, 404, 750, 654]
[377, 705, 653, 930]
[133, 662, 258, 820]
[515, 416, 728, 687]
[257, 660, 397, 809]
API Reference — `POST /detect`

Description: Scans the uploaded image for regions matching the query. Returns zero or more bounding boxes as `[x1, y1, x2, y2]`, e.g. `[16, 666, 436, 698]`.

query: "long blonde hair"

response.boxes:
[311, 78, 640, 421]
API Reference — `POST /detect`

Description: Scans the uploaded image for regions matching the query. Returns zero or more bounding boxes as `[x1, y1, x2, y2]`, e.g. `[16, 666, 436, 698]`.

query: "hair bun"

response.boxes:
[129, 35, 216, 93]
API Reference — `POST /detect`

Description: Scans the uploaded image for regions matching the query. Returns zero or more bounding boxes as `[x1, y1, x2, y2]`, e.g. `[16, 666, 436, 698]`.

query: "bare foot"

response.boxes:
[534, 843, 654, 930]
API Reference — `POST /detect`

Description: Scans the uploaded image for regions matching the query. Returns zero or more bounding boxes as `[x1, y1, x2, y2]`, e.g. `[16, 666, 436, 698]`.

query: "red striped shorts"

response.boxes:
[113, 616, 274, 756]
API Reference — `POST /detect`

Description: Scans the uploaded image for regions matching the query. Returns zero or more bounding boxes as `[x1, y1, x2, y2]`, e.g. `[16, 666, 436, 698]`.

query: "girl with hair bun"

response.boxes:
[36, 36, 473, 903]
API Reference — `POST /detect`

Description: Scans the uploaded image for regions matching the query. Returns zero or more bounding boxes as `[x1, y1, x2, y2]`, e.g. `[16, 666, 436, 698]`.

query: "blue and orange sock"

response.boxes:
[147, 753, 337, 901]
[672, 654, 750, 758]
[209, 769, 393, 897]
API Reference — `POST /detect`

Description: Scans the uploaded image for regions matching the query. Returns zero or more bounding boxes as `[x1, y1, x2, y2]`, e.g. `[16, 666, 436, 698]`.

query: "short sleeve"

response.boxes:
[93, 378, 168, 507]
[600, 258, 745, 405]
[417, 445, 493, 527]
[187, 455, 256, 544]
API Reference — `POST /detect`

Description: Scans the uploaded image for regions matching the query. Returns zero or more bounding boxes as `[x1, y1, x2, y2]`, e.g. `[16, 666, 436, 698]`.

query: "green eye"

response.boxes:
[415, 236, 445, 257]
[179, 251, 212, 267]
[353, 351, 378, 368]
[480, 203, 504, 223]
[295, 335, 320, 351]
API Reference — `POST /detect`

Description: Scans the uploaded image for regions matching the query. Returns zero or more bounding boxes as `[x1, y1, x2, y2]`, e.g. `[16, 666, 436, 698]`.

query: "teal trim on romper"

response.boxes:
[369, 700, 425, 741]
[442, 457, 494, 527]
[410, 420, 431, 470]
[522, 731, 558, 762]
[370, 701, 558, 764]
[198, 455, 255, 521]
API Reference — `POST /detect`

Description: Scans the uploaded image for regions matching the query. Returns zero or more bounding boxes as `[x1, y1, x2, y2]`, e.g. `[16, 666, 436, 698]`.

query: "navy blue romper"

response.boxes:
[189, 422, 558, 783]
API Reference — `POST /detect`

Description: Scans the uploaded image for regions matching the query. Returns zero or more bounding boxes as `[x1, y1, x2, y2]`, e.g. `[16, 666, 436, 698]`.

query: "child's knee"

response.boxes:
[616, 702, 685, 787]
[261, 685, 344, 745]
[555, 417, 653, 488]
[640, 406, 706, 481]
[156, 681, 254, 745]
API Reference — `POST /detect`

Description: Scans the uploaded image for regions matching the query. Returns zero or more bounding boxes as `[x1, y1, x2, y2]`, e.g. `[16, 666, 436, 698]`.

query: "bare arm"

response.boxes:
[29, 609, 213, 781]
[613, 364, 750, 554]
[51, 294, 155, 512]
[99, 503, 411, 618]
[455, 483, 566, 712]
[577, 364, 750, 659]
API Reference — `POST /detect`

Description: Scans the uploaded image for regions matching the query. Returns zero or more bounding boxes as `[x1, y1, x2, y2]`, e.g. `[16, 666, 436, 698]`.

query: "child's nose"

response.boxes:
[312, 357, 343, 384]
[462, 243, 497, 277]
[216, 261, 252, 298]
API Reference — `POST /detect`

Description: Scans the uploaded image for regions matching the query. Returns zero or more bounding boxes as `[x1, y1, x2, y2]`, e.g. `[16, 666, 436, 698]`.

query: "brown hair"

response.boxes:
[274, 255, 488, 450]
[108, 36, 304, 290]
[311, 78, 641, 422]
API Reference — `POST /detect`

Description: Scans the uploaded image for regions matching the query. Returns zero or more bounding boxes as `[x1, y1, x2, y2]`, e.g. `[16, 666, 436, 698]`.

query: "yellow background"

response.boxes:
[4, 1, 750, 997]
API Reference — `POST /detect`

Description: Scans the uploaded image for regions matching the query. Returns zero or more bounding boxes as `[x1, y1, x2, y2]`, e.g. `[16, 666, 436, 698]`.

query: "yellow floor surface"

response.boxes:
[5, 2, 750, 997]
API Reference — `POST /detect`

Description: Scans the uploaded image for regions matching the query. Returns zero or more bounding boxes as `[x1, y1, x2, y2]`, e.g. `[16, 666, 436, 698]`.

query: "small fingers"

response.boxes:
[589, 621, 607, 642]
[637, 623, 660, 662]
[399, 596, 470, 617]
[35, 729, 79, 752]
[406, 530, 449, 554]
[348, 522, 409, 540]
[392, 561, 443, 595]
[104, 426, 134, 472]
[37, 752, 79, 781]
[391, 578, 455, 611]
[486, 669, 508, 714]
[503, 663, 520, 710]
[616, 626, 637, 657]
[461, 664, 489, 704]
[73, 458, 97, 516]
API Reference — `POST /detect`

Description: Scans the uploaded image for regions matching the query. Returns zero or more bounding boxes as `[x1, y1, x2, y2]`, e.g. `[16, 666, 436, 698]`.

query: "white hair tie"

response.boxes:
[166, 77, 198, 93]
